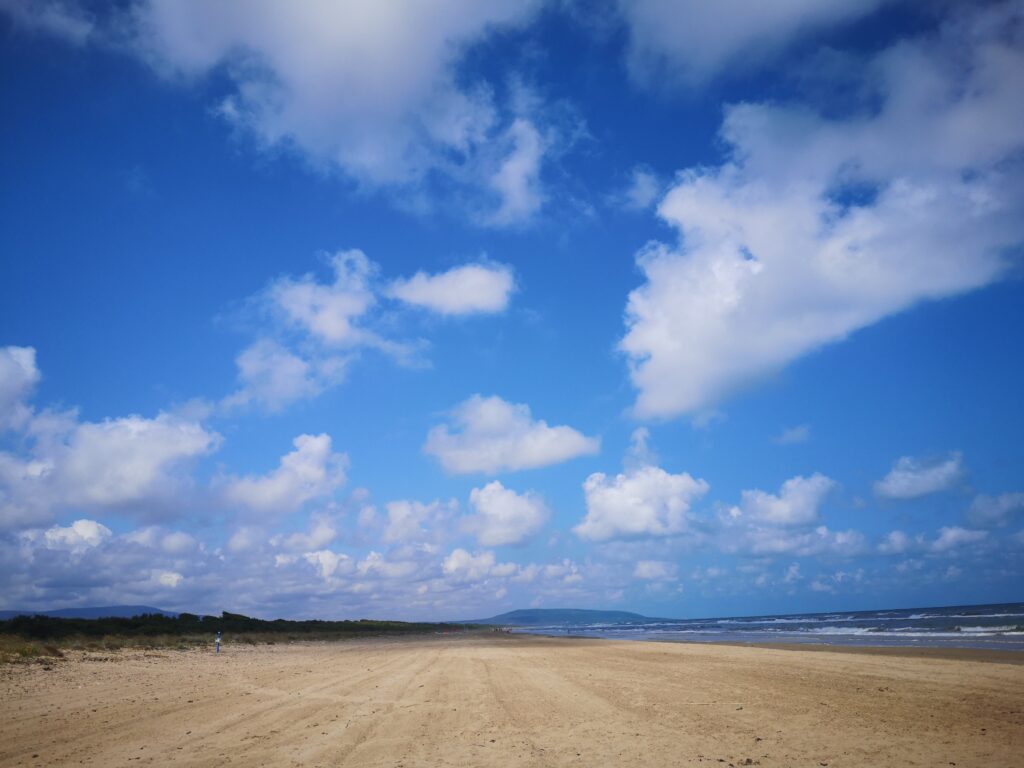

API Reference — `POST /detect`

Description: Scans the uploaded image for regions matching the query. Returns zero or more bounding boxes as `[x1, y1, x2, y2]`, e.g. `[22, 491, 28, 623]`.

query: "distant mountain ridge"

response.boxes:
[0, 605, 177, 620]
[469, 608, 663, 626]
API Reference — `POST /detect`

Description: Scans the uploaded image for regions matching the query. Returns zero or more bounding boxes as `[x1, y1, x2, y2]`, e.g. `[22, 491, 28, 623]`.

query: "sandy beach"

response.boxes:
[1, 634, 1022, 767]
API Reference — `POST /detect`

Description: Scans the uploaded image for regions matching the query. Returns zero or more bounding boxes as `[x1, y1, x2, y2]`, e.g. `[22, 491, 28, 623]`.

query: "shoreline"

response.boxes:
[511, 629, 1024, 663]
[711, 639, 1024, 664]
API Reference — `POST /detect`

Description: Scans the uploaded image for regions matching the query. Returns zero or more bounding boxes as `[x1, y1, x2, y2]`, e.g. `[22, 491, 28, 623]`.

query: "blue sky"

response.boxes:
[1, 0, 1022, 620]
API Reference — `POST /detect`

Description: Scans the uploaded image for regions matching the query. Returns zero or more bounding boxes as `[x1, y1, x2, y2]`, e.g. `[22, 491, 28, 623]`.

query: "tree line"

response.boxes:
[0, 611, 471, 641]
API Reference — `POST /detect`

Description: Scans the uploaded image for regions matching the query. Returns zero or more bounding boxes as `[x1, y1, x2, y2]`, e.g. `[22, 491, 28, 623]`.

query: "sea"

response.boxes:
[515, 601, 1024, 650]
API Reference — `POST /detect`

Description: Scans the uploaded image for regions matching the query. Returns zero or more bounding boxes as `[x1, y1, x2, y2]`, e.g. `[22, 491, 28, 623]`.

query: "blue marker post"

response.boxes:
[215, 630, 221, 654]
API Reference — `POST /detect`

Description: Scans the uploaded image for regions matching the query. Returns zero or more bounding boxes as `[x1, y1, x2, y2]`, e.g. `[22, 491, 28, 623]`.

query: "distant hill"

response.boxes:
[469, 608, 658, 626]
[0, 605, 177, 620]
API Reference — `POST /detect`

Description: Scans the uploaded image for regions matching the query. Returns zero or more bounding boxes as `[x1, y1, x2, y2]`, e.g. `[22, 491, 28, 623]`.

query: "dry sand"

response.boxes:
[2, 633, 1022, 767]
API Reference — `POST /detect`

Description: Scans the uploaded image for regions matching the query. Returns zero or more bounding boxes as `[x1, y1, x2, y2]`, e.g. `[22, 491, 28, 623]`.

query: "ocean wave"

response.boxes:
[908, 612, 1024, 620]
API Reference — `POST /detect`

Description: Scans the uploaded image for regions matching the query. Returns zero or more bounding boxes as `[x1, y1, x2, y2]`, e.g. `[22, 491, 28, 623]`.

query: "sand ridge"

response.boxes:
[1, 633, 1022, 766]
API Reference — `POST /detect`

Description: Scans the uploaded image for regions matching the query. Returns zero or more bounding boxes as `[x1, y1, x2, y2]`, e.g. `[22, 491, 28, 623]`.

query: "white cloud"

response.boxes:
[53, 413, 218, 508]
[0, 409, 218, 528]
[0, 345, 40, 432]
[387, 262, 515, 315]
[541, 558, 582, 585]
[269, 249, 379, 348]
[732, 473, 834, 526]
[357, 551, 419, 580]
[3, 509, 612, 619]
[424, 394, 599, 474]
[875, 453, 963, 499]
[486, 119, 547, 225]
[0, 0, 95, 45]
[775, 424, 811, 445]
[624, 426, 657, 470]
[226, 249, 481, 413]
[618, 0, 886, 85]
[735, 525, 865, 557]
[967, 493, 1024, 528]
[122, 1, 555, 224]
[464, 481, 549, 546]
[615, 165, 662, 211]
[223, 250, 526, 416]
[303, 549, 354, 580]
[633, 560, 676, 580]
[805, 569, 864, 593]
[270, 515, 339, 552]
[222, 339, 347, 412]
[878, 530, 911, 555]
[157, 570, 183, 587]
[574, 465, 709, 541]
[931, 526, 988, 553]
[160, 531, 197, 554]
[3, 352, 222, 528]
[227, 526, 263, 553]
[30, 519, 112, 553]
[691, 565, 726, 582]
[442, 548, 498, 582]
[223, 434, 348, 515]
[383, 499, 455, 543]
[809, 578, 835, 593]
[619, 4, 1024, 418]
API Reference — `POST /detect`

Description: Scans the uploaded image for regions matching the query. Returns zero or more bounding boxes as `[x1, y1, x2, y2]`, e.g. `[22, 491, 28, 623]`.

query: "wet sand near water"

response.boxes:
[1, 633, 1021, 767]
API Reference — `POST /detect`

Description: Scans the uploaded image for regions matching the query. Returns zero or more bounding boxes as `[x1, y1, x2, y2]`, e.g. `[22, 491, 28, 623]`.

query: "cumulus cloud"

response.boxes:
[739, 525, 865, 557]
[1, 404, 220, 529]
[880, 525, 993, 556]
[56, 414, 218, 508]
[226, 526, 263, 554]
[124, 528, 199, 555]
[967, 493, 1024, 528]
[270, 515, 339, 552]
[424, 394, 599, 474]
[114, 1, 558, 223]
[222, 339, 347, 413]
[223, 434, 348, 516]
[0, 490, 607, 620]
[633, 559, 676, 580]
[227, 249, 511, 412]
[356, 551, 419, 580]
[618, 0, 886, 85]
[574, 465, 709, 541]
[878, 530, 911, 555]
[164, 531, 197, 554]
[464, 481, 549, 546]
[302, 549, 353, 581]
[732, 474, 835, 526]
[156, 570, 183, 587]
[387, 262, 515, 315]
[383, 499, 456, 544]
[268, 249, 380, 348]
[24, 519, 112, 554]
[442, 548, 499, 582]
[620, 4, 1024, 418]
[875, 453, 963, 499]
[930, 526, 988, 553]
[0, 345, 40, 431]
[714, 473, 862, 557]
